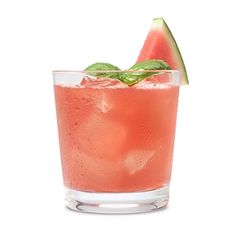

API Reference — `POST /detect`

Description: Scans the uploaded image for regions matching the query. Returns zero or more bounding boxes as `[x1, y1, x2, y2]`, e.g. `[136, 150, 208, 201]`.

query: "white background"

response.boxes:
[0, 0, 236, 235]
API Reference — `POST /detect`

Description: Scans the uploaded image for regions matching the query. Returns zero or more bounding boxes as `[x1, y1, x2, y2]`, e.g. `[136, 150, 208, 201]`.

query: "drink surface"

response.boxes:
[54, 83, 179, 192]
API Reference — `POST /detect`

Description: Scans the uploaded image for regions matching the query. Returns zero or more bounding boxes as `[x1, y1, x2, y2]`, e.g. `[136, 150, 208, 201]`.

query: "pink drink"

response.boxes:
[54, 74, 179, 193]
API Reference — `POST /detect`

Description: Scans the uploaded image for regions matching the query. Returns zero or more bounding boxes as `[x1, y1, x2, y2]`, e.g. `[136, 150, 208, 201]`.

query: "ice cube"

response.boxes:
[68, 149, 122, 190]
[80, 76, 96, 86]
[76, 114, 127, 159]
[124, 150, 155, 175]
[134, 73, 172, 89]
[96, 92, 112, 113]
[80, 76, 128, 88]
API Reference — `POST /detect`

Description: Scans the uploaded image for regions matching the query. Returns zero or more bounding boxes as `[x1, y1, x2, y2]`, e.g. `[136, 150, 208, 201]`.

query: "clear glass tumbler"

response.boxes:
[53, 70, 180, 214]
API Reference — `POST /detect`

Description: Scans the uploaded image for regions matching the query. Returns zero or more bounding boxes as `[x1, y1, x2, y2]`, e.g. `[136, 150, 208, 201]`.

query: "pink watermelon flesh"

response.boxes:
[137, 18, 188, 84]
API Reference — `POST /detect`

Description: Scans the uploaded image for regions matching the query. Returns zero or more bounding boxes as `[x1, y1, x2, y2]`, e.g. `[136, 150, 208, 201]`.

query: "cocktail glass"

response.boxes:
[53, 70, 180, 214]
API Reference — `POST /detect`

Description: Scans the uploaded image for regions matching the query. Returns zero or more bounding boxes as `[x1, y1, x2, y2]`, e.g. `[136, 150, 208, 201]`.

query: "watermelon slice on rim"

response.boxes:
[137, 18, 188, 84]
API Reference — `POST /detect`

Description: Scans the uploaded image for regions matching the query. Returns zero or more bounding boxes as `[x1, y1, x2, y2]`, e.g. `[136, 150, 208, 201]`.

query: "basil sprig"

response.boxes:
[84, 59, 170, 86]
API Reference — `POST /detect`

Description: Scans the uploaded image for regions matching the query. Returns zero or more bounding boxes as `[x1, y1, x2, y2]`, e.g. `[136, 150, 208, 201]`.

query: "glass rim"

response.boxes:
[53, 69, 179, 74]
[53, 70, 181, 86]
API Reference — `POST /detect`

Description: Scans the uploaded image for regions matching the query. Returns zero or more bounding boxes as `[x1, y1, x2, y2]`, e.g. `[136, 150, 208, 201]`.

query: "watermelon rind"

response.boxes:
[152, 18, 188, 84]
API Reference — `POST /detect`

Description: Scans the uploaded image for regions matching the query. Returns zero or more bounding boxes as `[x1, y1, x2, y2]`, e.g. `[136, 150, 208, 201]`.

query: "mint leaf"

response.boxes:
[84, 62, 121, 79]
[120, 59, 171, 85]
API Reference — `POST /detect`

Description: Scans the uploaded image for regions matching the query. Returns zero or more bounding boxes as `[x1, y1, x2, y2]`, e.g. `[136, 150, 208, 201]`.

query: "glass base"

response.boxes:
[65, 186, 169, 214]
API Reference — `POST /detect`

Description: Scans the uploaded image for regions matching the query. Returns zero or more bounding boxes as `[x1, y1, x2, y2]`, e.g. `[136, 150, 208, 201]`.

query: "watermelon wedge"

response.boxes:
[137, 18, 188, 84]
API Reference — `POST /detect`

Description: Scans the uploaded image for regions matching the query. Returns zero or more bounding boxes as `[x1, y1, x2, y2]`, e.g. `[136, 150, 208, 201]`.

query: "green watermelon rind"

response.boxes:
[153, 18, 189, 84]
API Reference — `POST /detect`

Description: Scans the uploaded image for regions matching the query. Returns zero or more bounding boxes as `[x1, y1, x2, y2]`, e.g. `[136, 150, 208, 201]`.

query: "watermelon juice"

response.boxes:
[54, 71, 180, 213]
